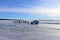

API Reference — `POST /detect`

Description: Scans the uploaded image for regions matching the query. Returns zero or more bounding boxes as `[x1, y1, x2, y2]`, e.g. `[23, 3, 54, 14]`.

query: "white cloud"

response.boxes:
[0, 6, 60, 16]
[29, 6, 60, 16]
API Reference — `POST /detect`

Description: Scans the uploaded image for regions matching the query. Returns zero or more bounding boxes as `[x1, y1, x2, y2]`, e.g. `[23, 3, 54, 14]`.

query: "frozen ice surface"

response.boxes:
[0, 20, 60, 40]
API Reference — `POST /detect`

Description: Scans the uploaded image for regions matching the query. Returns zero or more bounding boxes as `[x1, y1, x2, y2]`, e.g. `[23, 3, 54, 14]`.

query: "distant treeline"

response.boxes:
[0, 19, 10, 20]
[0, 19, 17, 20]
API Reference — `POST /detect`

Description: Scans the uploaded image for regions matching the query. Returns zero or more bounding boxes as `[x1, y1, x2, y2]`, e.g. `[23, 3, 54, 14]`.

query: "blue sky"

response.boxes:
[0, 0, 60, 20]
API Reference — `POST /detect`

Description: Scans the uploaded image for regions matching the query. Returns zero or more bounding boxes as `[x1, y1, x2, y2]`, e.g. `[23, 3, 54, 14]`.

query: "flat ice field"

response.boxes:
[1, 20, 60, 40]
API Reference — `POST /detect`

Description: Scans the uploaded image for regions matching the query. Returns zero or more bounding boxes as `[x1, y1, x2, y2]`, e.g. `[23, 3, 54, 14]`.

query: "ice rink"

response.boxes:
[0, 20, 60, 40]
